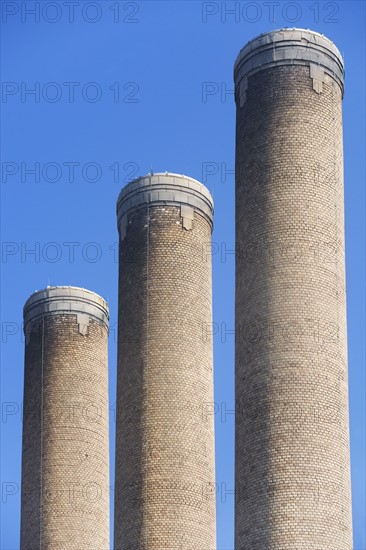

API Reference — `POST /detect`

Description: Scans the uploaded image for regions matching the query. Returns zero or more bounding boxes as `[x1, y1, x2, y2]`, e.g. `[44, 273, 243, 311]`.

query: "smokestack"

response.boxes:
[233, 28, 352, 548]
[114, 173, 216, 549]
[20, 286, 110, 550]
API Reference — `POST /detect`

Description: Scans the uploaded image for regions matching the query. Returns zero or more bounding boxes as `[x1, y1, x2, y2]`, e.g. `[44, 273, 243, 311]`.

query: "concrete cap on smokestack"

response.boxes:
[117, 172, 214, 237]
[23, 286, 109, 331]
[234, 28, 345, 101]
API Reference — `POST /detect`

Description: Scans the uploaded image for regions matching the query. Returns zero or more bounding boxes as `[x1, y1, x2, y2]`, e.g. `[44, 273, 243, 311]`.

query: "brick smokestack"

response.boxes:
[233, 29, 352, 548]
[114, 173, 216, 549]
[20, 286, 110, 550]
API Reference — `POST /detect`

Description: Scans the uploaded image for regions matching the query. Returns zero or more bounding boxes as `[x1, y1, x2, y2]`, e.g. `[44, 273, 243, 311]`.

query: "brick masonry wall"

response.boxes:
[20, 314, 109, 550]
[235, 64, 353, 549]
[114, 205, 216, 549]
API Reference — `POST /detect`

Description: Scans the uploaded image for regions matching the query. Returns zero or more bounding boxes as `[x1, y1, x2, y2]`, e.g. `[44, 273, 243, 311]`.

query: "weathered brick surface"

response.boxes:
[114, 197, 216, 549]
[234, 35, 352, 549]
[20, 301, 110, 550]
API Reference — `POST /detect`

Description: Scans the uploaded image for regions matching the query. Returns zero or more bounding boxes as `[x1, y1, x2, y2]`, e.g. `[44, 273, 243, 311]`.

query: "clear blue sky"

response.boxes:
[1, 1, 365, 549]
